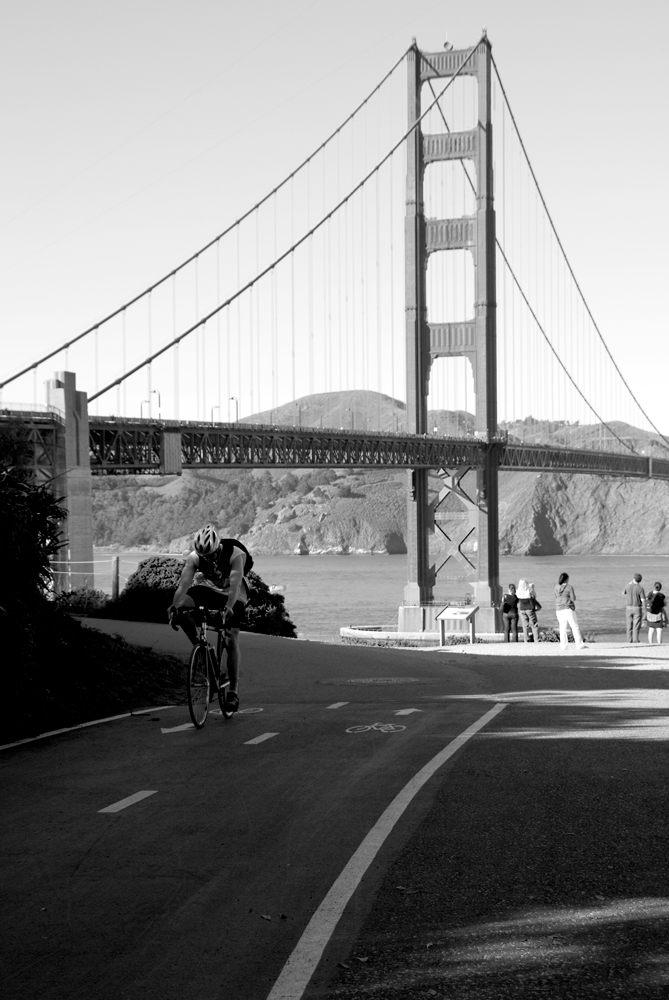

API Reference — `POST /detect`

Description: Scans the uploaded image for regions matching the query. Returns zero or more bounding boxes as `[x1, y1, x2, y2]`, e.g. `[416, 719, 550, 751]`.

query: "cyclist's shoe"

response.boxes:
[219, 671, 230, 689]
[225, 691, 240, 714]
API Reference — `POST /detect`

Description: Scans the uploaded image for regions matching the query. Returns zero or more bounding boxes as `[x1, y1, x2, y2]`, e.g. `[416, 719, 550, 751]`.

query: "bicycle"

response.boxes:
[346, 722, 406, 734]
[172, 606, 234, 728]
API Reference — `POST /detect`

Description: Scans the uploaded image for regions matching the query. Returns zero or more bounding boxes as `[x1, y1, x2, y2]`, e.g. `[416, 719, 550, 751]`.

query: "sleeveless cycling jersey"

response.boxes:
[193, 540, 250, 600]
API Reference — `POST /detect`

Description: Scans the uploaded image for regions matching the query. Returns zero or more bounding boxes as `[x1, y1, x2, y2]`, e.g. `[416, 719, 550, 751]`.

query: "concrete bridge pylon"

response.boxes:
[46, 371, 94, 592]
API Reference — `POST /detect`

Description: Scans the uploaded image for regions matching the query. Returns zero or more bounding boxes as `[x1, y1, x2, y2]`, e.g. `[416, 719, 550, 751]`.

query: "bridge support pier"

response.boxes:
[46, 372, 94, 592]
[400, 36, 501, 635]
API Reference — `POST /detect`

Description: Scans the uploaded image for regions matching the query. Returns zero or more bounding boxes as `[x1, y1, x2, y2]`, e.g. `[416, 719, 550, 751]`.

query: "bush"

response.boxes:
[0, 466, 66, 610]
[98, 556, 184, 623]
[55, 587, 111, 614]
[100, 555, 297, 637]
[538, 626, 596, 643]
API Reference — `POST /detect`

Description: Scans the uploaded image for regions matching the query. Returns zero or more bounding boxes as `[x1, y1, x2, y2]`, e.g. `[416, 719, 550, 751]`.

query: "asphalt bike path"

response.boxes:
[4, 624, 669, 998]
[1, 624, 498, 1000]
[323, 674, 669, 999]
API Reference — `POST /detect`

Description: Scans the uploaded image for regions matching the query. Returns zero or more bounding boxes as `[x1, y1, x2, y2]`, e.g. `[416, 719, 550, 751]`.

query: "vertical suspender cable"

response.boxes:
[308, 159, 314, 397]
[217, 239, 222, 418]
[376, 169, 381, 429]
[172, 277, 179, 420]
[291, 176, 296, 402]
[236, 225, 242, 418]
[194, 258, 200, 420]
[95, 327, 99, 416]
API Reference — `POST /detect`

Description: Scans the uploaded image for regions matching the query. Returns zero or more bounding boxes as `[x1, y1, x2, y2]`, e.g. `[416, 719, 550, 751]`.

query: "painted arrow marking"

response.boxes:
[394, 709, 424, 716]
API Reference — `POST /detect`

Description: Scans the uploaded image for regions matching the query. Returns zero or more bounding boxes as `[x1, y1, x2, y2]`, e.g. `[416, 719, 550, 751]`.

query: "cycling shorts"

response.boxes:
[187, 585, 247, 630]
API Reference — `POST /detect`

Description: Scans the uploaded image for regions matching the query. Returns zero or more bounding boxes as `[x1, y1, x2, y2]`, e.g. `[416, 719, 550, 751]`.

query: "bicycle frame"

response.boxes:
[186, 606, 232, 727]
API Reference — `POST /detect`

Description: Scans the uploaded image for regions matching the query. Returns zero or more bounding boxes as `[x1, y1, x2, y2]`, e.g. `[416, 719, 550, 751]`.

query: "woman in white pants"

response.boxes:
[554, 572, 586, 650]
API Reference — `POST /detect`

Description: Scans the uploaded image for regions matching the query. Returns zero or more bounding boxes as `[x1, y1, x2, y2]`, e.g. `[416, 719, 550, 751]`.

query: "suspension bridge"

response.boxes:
[2, 34, 668, 634]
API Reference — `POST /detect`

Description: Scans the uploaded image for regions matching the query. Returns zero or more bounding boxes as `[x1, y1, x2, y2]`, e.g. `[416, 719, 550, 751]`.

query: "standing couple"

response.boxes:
[502, 572, 586, 650]
[501, 579, 541, 643]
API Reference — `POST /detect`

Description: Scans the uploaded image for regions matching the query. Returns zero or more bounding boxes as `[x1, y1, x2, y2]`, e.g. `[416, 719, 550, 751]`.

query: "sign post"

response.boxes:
[436, 605, 479, 646]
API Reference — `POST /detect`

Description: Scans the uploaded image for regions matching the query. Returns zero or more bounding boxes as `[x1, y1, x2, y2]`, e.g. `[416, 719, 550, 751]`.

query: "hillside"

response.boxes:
[91, 391, 669, 557]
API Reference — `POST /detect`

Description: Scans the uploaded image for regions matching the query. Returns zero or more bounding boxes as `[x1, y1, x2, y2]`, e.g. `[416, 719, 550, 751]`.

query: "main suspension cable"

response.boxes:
[423, 56, 641, 455]
[0, 46, 411, 392]
[491, 53, 669, 451]
[89, 38, 484, 403]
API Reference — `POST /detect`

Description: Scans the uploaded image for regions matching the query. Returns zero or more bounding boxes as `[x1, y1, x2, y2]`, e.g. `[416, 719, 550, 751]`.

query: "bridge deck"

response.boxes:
[3, 413, 669, 480]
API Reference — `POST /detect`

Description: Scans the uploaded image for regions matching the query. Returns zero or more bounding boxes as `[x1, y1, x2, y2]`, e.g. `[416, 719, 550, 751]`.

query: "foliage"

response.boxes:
[0, 420, 67, 612]
[99, 555, 297, 637]
[98, 556, 184, 622]
[537, 626, 596, 643]
[245, 570, 297, 637]
[91, 468, 341, 547]
[0, 418, 33, 469]
[55, 587, 111, 613]
[124, 556, 184, 592]
[2, 602, 185, 743]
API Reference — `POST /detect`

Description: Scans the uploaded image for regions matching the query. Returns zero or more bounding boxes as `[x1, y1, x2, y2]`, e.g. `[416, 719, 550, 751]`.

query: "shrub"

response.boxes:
[99, 556, 184, 623]
[55, 587, 111, 614]
[100, 555, 297, 637]
[245, 570, 297, 637]
[538, 626, 595, 643]
[0, 419, 67, 614]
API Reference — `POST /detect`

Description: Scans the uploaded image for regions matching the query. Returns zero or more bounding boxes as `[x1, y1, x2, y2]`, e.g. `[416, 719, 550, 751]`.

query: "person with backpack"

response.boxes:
[168, 524, 253, 714]
[646, 582, 668, 645]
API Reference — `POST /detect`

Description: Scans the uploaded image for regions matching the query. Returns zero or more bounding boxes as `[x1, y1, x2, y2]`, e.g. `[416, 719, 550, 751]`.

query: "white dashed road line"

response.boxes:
[161, 723, 195, 733]
[266, 702, 507, 1000]
[395, 708, 423, 716]
[98, 790, 157, 814]
[326, 702, 349, 710]
[245, 733, 279, 745]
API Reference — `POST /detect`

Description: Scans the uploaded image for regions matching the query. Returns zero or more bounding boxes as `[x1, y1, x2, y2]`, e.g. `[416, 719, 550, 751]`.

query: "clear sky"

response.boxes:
[1, 0, 667, 427]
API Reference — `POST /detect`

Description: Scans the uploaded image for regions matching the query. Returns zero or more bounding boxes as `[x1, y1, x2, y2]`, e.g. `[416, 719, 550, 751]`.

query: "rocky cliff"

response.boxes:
[91, 391, 669, 556]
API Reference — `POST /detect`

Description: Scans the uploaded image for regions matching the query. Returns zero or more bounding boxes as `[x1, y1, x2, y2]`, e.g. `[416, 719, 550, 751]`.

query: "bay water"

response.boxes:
[93, 550, 669, 644]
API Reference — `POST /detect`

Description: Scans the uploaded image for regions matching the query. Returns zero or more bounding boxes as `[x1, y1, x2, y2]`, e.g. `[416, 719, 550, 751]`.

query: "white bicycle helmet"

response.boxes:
[194, 524, 220, 556]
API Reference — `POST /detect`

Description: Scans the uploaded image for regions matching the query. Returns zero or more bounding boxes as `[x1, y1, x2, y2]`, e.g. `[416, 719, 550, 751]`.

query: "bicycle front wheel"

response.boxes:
[188, 645, 210, 728]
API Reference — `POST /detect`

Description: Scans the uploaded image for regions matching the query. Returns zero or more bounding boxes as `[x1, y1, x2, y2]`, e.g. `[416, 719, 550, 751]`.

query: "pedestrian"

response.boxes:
[554, 572, 586, 651]
[623, 573, 646, 643]
[645, 582, 667, 644]
[517, 579, 539, 644]
[502, 583, 519, 642]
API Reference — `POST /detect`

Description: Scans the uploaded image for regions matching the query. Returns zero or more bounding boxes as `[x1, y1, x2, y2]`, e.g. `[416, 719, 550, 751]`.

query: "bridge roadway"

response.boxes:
[2, 626, 669, 999]
[5, 410, 669, 479]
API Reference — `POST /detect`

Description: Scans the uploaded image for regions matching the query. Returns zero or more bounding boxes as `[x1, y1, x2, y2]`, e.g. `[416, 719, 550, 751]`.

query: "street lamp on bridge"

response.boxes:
[150, 389, 161, 419]
[211, 404, 220, 425]
[229, 396, 239, 423]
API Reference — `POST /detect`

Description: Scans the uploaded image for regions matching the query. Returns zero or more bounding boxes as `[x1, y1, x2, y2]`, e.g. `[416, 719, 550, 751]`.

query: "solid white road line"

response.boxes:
[265, 702, 507, 1000]
[326, 703, 349, 710]
[0, 707, 177, 752]
[245, 733, 279, 745]
[395, 708, 423, 716]
[98, 790, 157, 814]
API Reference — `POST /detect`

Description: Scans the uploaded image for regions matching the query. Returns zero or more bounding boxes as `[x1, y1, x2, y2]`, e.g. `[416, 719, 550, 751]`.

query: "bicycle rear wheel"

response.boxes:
[188, 645, 210, 728]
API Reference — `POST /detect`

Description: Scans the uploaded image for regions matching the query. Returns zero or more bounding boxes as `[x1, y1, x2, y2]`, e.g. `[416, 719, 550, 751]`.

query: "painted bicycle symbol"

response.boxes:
[346, 722, 406, 734]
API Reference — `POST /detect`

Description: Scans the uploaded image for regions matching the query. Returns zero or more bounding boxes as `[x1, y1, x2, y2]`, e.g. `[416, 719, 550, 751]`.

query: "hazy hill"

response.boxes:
[91, 391, 669, 556]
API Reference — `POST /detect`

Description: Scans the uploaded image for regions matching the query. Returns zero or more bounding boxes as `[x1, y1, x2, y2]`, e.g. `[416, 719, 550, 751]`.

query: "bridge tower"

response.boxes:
[400, 36, 502, 634]
[46, 371, 94, 591]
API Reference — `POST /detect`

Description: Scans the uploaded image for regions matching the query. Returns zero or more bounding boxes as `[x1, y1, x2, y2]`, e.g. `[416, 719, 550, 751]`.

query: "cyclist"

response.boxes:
[169, 525, 250, 714]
